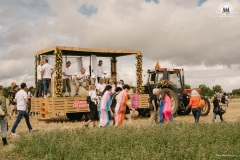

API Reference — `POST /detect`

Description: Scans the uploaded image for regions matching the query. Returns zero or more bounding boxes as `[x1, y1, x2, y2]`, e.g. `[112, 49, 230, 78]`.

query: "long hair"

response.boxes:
[102, 85, 112, 96]
[161, 89, 171, 100]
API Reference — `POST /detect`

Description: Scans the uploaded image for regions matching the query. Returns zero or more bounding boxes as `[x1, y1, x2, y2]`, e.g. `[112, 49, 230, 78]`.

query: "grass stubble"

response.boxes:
[12, 122, 240, 160]
[2, 99, 240, 160]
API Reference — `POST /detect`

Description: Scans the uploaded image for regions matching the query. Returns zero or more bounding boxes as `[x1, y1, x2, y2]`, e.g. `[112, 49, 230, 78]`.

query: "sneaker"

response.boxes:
[10, 132, 19, 136]
[29, 128, 39, 132]
[44, 95, 47, 98]
[47, 93, 50, 98]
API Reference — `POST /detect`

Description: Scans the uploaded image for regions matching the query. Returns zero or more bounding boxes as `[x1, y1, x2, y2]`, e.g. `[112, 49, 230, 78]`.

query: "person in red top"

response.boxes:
[187, 90, 201, 123]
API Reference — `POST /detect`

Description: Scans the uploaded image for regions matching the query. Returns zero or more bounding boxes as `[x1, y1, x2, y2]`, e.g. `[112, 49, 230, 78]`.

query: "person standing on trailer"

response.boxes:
[36, 60, 44, 98]
[62, 61, 72, 97]
[42, 59, 54, 98]
[97, 60, 106, 83]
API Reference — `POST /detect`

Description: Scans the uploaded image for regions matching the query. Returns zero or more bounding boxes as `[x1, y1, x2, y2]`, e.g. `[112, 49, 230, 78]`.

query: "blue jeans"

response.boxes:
[43, 78, 51, 96]
[0, 120, 7, 138]
[192, 108, 201, 123]
[11, 110, 32, 133]
[158, 101, 164, 124]
[212, 112, 223, 122]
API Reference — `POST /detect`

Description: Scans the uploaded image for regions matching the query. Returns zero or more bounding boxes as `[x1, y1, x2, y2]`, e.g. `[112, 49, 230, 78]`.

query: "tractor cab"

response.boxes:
[144, 68, 184, 98]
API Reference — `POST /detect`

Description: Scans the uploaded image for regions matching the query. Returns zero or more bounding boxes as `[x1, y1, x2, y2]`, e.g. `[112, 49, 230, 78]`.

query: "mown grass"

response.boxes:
[13, 123, 240, 160]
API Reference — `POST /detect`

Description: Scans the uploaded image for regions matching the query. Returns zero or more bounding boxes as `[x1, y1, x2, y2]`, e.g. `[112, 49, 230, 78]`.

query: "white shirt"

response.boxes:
[97, 65, 103, 77]
[111, 84, 116, 93]
[76, 71, 86, 83]
[42, 63, 53, 79]
[15, 89, 28, 111]
[27, 92, 33, 98]
[88, 90, 97, 104]
[62, 66, 70, 79]
[117, 84, 123, 88]
[37, 65, 42, 80]
[96, 83, 106, 93]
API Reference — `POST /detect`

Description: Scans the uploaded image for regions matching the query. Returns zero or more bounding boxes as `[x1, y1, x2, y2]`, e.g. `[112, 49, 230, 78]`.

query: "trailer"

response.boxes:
[31, 46, 149, 120]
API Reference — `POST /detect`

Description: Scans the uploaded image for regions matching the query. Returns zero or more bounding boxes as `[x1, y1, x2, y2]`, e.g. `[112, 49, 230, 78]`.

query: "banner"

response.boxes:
[73, 100, 89, 108]
[131, 93, 139, 109]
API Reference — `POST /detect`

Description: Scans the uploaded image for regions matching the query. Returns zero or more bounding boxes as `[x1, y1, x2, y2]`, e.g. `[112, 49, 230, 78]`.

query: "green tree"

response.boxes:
[212, 85, 222, 93]
[232, 89, 240, 96]
[199, 84, 214, 97]
[184, 84, 191, 89]
[3, 87, 9, 98]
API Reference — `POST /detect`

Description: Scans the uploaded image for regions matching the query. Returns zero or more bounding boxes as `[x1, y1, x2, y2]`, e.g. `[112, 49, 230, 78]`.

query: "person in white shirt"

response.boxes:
[84, 85, 98, 128]
[96, 78, 106, 95]
[42, 59, 54, 98]
[36, 60, 44, 97]
[62, 61, 72, 97]
[75, 68, 87, 96]
[109, 79, 116, 94]
[11, 83, 37, 136]
[97, 60, 104, 83]
[117, 79, 124, 88]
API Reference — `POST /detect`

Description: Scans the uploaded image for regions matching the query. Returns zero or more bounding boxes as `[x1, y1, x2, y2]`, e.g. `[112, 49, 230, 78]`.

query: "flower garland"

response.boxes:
[35, 55, 41, 89]
[54, 49, 63, 97]
[136, 52, 143, 93]
[160, 79, 169, 88]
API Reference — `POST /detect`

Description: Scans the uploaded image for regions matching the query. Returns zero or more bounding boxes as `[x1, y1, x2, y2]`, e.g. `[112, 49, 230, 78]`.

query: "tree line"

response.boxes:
[2, 84, 240, 98]
[185, 84, 239, 98]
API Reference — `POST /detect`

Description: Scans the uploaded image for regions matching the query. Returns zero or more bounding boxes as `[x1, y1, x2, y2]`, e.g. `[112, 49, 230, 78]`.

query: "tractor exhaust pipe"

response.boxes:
[182, 68, 185, 87]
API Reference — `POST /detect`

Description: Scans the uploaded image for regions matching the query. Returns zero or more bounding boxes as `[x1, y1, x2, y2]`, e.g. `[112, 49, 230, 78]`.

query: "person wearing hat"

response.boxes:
[0, 85, 9, 145]
[62, 61, 72, 97]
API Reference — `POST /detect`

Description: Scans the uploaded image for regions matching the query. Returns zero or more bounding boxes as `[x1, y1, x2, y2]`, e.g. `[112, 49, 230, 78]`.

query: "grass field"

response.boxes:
[1, 99, 240, 160]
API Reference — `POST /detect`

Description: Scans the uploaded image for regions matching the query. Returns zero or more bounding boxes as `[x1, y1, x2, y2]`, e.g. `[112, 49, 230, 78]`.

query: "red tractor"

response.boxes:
[142, 67, 210, 116]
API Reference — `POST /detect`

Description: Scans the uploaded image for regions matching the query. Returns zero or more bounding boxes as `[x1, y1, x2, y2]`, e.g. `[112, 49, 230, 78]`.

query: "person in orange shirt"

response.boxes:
[187, 90, 201, 123]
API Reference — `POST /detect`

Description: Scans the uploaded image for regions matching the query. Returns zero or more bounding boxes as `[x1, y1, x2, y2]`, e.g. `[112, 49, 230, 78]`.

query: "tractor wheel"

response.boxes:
[66, 112, 84, 121]
[201, 97, 210, 116]
[162, 89, 179, 115]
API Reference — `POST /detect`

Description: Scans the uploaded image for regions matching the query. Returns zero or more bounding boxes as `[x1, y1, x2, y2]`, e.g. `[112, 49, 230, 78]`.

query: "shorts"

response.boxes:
[10, 105, 17, 110]
[76, 81, 87, 88]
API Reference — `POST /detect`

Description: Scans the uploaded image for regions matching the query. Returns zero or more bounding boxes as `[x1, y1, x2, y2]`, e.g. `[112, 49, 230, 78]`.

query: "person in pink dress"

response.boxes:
[161, 89, 172, 123]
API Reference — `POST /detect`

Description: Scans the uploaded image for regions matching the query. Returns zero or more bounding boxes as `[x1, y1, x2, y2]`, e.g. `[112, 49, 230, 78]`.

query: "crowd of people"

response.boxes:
[0, 59, 230, 146]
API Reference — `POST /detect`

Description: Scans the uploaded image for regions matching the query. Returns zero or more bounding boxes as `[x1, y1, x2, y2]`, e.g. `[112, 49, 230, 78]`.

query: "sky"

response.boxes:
[0, 0, 240, 92]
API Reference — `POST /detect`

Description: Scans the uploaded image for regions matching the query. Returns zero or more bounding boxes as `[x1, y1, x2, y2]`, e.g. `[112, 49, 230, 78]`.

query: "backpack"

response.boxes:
[221, 95, 226, 104]
[198, 98, 205, 109]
